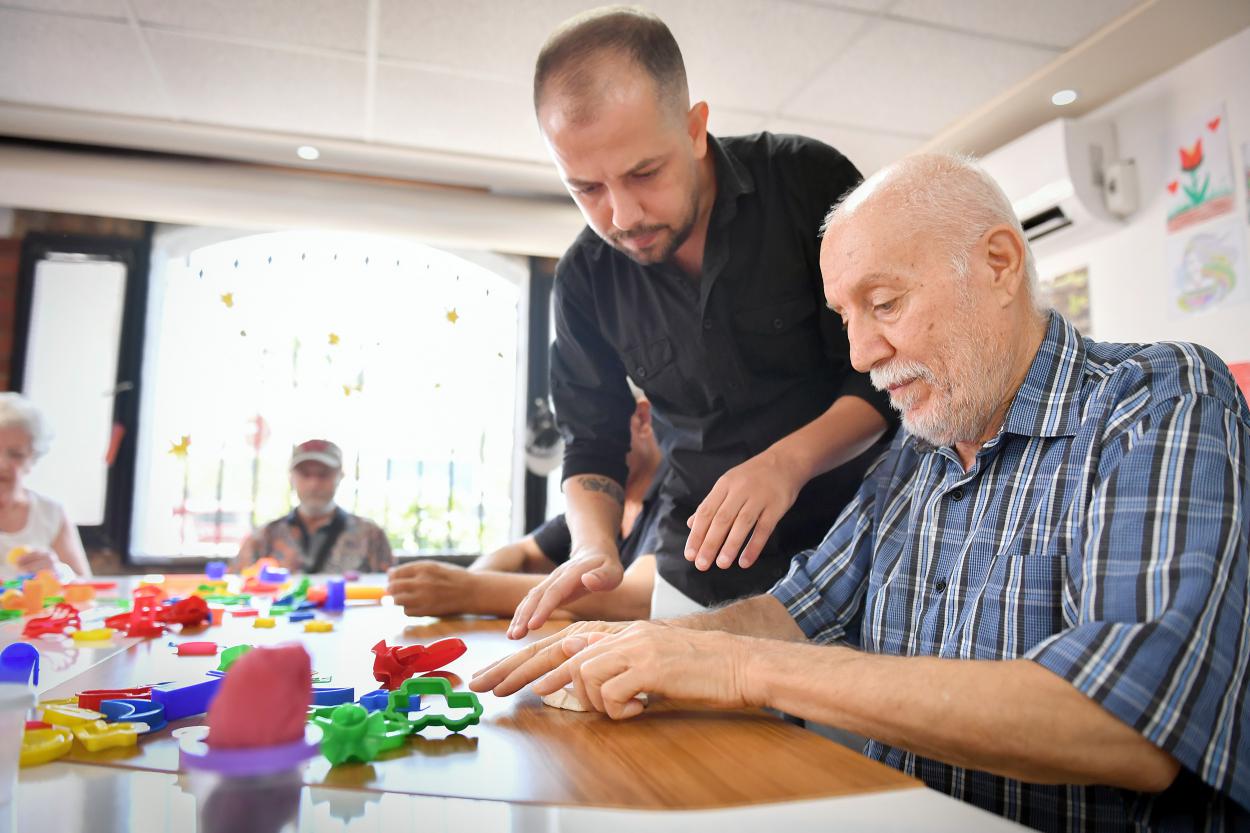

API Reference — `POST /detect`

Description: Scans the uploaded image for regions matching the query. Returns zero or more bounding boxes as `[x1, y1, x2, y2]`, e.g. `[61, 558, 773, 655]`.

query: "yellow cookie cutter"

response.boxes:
[42, 704, 104, 728]
[253, 617, 275, 628]
[20, 725, 74, 766]
[304, 620, 334, 633]
[71, 627, 116, 643]
[73, 720, 142, 752]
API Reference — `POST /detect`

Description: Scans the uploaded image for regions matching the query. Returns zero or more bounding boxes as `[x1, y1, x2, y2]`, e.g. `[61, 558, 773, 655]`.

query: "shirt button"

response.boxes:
[635, 366, 647, 378]
[703, 318, 713, 330]
[772, 318, 784, 330]
[934, 578, 948, 593]
[950, 489, 965, 501]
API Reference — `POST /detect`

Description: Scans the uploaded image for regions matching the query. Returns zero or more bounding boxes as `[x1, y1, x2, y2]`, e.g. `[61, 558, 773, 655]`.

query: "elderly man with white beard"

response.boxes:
[470, 153, 1250, 832]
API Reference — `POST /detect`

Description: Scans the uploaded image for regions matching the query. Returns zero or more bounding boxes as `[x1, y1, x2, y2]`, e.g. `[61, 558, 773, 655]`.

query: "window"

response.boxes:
[131, 230, 522, 561]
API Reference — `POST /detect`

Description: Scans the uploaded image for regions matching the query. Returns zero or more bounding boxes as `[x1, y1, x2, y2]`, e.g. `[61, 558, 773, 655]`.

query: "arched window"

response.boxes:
[131, 230, 522, 560]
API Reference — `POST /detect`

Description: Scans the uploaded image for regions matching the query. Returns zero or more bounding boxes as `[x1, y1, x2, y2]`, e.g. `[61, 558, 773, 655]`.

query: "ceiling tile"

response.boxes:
[890, 0, 1145, 49]
[0, 8, 168, 118]
[378, 0, 589, 80]
[130, 0, 369, 54]
[144, 30, 366, 138]
[647, 0, 873, 113]
[373, 64, 551, 163]
[766, 116, 921, 174]
[0, 0, 127, 17]
[783, 19, 1056, 135]
[707, 107, 768, 138]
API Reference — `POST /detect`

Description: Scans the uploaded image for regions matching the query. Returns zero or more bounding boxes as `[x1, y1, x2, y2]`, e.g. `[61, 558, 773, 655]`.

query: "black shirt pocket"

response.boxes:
[732, 295, 823, 377]
[623, 335, 677, 393]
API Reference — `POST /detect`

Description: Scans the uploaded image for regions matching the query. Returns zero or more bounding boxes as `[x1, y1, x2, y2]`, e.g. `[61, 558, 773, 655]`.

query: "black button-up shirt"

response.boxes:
[550, 132, 896, 605]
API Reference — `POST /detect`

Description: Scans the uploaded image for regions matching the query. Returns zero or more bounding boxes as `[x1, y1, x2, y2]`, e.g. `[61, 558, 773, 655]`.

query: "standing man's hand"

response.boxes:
[506, 542, 623, 639]
[685, 449, 804, 571]
[13, 547, 58, 575]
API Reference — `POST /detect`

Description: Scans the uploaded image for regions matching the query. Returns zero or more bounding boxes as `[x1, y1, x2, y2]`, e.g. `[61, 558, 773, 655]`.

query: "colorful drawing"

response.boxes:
[1166, 106, 1235, 234]
[1167, 216, 1248, 316]
[1039, 267, 1092, 335]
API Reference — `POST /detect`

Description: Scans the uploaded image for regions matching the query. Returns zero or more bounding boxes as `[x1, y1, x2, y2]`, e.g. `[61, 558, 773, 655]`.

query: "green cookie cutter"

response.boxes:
[383, 677, 482, 734]
[310, 703, 410, 765]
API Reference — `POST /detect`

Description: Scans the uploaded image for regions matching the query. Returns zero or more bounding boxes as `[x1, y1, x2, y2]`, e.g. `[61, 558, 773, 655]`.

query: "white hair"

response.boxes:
[0, 393, 54, 459]
[822, 153, 1047, 315]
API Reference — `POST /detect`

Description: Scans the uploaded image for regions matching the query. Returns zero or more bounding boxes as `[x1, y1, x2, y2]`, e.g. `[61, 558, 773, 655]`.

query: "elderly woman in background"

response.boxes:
[0, 393, 91, 579]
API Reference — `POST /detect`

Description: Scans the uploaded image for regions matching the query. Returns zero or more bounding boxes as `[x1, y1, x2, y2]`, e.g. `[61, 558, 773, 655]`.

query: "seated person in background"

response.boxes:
[234, 439, 393, 575]
[0, 393, 91, 579]
[471, 154, 1250, 831]
[388, 397, 663, 621]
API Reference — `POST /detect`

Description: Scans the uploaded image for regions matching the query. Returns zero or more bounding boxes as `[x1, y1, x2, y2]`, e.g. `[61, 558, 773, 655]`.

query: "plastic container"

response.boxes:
[0, 683, 35, 809]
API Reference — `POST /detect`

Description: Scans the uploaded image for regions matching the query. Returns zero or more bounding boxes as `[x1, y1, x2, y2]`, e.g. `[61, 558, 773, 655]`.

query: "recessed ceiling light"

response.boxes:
[296, 145, 320, 161]
[1051, 89, 1078, 107]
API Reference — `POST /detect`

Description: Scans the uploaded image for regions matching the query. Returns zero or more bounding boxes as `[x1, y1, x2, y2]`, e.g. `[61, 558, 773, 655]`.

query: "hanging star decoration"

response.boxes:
[220, 293, 235, 308]
[342, 378, 364, 398]
[168, 435, 191, 458]
[445, 308, 460, 325]
[328, 332, 340, 345]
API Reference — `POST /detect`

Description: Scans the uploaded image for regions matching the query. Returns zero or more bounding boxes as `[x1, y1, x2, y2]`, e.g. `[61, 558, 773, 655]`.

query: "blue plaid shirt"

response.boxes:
[771, 313, 1250, 832]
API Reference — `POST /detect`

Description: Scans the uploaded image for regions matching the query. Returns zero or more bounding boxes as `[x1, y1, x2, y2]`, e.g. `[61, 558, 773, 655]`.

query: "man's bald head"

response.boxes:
[822, 153, 1042, 310]
[534, 5, 690, 126]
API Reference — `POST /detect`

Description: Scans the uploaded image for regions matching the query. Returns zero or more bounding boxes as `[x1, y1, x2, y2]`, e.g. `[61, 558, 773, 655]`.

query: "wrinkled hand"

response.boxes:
[532, 621, 756, 719]
[15, 548, 57, 575]
[505, 546, 623, 639]
[469, 619, 628, 696]
[386, 560, 473, 618]
[685, 450, 803, 571]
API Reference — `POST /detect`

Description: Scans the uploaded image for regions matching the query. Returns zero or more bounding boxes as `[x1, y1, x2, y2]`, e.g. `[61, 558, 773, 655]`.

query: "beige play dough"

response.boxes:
[539, 687, 648, 712]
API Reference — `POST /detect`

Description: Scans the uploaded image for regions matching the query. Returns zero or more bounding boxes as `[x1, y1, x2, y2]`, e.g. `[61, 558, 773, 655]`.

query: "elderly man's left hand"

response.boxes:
[531, 621, 757, 719]
[684, 449, 803, 571]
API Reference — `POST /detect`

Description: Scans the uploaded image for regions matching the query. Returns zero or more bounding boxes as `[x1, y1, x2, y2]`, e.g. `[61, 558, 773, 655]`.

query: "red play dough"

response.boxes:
[206, 643, 312, 748]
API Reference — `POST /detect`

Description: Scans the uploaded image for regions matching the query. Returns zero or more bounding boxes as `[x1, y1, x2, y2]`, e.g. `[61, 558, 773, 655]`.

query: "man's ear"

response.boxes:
[982, 224, 1028, 308]
[687, 101, 709, 158]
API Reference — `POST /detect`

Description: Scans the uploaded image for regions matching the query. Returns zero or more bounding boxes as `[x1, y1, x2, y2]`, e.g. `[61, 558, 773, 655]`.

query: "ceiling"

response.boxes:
[0, 0, 1149, 193]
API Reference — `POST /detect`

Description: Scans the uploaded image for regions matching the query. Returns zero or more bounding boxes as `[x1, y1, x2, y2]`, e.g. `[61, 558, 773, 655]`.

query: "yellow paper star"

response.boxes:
[168, 435, 191, 458]
[445, 308, 460, 324]
[220, 293, 234, 308]
[328, 333, 340, 345]
[342, 384, 353, 397]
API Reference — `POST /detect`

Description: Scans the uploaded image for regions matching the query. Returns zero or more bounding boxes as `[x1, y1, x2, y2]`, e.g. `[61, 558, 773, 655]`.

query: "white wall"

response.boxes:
[1033, 26, 1250, 366]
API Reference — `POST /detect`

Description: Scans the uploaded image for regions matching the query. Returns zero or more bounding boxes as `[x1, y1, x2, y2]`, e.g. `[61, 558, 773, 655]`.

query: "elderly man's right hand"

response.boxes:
[14, 548, 57, 575]
[469, 618, 629, 696]
[505, 544, 624, 639]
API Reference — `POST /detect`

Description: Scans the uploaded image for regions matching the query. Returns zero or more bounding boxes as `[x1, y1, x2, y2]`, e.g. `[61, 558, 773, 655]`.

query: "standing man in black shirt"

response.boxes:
[508, 6, 895, 638]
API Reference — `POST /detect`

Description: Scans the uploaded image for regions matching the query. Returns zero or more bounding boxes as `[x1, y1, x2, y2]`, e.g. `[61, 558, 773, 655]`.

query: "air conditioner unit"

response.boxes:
[980, 118, 1137, 257]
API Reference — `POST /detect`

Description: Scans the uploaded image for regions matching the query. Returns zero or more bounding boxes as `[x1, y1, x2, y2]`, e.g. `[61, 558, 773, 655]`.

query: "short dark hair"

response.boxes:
[533, 6, 688, 118]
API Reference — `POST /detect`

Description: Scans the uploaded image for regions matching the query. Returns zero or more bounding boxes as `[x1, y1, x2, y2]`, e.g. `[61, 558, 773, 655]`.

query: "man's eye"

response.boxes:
[874, 300, 897, 314]
[633, 169, 657, 180]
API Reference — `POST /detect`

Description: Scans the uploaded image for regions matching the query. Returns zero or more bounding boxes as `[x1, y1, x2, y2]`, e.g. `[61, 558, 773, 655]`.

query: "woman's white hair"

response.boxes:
[822, 153, 1047, 315]
[0, 392, 53, 459]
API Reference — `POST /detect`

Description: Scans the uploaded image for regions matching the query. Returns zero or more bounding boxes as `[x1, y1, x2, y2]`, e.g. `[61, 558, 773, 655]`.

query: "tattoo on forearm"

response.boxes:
[578, 476, 625, 504]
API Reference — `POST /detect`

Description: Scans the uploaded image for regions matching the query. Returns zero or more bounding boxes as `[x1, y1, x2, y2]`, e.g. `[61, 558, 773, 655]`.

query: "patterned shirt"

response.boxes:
[771, 313, 1250, 832]
[235, 507, 394, 574]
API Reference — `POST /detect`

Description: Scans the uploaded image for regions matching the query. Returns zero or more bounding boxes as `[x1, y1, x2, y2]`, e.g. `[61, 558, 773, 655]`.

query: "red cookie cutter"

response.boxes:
[22, 603, 82, 638]
[371, 638, 466, 691]
[160, 595, 211, 628]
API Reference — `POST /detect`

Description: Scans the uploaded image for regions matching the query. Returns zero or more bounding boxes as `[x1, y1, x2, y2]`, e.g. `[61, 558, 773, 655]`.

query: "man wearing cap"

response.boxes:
[234, 439, 393, 575]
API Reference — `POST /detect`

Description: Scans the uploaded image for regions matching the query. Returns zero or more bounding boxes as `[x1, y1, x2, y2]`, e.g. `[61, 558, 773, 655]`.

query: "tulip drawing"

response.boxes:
[1178, 138, 1209, 206]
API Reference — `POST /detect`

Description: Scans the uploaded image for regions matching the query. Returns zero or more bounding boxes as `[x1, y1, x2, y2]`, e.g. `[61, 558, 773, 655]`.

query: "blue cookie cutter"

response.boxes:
[152, 676, 223, 721]
[99, 698, 168, 733]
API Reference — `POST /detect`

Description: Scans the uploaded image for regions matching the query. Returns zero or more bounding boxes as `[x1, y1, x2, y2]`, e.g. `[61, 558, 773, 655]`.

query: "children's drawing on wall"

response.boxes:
[1243, 141, 1250, 225]
[1165, 104, 1235, 233]
[1163, 103, 1249, 318]
[1039, 267, 1092, 335]
[1166, 218, 1248, 317]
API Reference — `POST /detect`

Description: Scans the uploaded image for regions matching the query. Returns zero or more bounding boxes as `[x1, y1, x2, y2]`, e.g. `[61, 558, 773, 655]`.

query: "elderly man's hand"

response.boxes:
[532, 621, 757, 719]
[14, 548, 57, 575]
[387, 560, 476, 618]
[684, 449, 803, 571]
[506, 544, 623, 639]
[469, 619, 629, 696]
